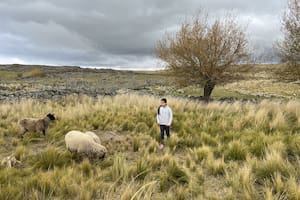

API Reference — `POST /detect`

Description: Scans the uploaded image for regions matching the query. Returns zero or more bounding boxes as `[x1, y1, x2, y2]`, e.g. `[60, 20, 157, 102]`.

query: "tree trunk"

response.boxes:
[203, 79, 215, 102]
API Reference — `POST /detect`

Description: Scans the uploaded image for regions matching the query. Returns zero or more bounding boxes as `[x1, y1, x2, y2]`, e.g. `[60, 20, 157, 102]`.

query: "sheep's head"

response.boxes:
[47, 113, 56, 121]
[98, 147, 107, 160]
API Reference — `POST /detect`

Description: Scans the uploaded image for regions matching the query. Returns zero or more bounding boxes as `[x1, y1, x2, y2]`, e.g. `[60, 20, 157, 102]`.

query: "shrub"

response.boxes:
[16, 72, 23, 78]
[29, 68, 46, 77]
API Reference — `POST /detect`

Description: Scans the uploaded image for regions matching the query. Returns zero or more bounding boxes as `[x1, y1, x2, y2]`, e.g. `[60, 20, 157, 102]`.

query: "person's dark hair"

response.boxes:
[158, 98, 167, 115]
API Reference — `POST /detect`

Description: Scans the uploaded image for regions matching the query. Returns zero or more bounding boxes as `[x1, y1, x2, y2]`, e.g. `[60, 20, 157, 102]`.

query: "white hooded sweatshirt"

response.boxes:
[157, 105, 173, 126]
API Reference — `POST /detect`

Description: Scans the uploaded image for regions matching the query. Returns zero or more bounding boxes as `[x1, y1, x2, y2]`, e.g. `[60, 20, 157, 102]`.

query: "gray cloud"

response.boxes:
[0, 0, 286, 69]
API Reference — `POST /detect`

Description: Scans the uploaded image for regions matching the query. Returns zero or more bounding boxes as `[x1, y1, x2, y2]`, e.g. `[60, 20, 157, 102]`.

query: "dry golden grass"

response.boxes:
[0, 94, 300, 199]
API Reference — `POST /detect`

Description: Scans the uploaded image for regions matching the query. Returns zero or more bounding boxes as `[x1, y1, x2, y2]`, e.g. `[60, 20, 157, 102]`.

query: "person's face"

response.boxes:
[160, 101, 167, 107]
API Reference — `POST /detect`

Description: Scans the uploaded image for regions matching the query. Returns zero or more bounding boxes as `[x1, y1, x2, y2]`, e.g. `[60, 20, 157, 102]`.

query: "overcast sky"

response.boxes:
[0, 0, 286, 70]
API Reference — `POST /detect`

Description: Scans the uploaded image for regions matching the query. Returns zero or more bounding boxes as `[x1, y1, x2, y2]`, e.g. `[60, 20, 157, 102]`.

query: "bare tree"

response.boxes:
[276, 0, 300, 69]
[155, 13, 250, 101]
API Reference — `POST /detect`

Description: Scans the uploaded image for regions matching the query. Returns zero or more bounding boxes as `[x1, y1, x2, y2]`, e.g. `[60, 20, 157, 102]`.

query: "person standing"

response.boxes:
[157, 98, 173, 149]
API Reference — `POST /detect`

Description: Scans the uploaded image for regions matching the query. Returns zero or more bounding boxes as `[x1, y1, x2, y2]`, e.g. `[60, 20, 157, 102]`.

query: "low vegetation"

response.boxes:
[1, 94, 300, 199]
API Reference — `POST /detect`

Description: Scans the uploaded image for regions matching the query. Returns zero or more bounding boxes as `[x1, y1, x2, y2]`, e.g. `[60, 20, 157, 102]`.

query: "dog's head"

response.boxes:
[47, 113, 56, 121]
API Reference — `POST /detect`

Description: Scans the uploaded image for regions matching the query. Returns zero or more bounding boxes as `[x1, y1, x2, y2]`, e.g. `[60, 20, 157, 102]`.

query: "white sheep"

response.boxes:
[18, 113, 56, 137]
[65, 130, 107, 160]
[85, 131, 101, 144]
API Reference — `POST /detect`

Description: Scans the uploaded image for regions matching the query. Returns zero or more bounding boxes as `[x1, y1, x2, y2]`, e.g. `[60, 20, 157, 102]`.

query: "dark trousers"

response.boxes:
[160, 125, 170, 144]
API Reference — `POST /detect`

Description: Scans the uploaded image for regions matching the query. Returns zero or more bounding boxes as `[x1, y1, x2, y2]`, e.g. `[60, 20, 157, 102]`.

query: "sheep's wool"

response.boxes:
[65, 130, 106, 159]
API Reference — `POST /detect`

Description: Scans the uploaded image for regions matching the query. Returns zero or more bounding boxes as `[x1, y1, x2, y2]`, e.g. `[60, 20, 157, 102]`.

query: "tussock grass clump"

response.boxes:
[172, 186, 189, 200]
[200, 132, 218, 147]
[263, 186, 278, 200]
[206, 153, 225, 176]
[285, 134, 300, 159]
[130, 159, 150, 180]
[120, 181, 157, 200]
[109, 155, 129, 182]
[227, 164, 258, 199]
[248, 133, 268, 158]
[132, 137, 141, 152]
[26, 170, 63, 198]
[122, 120, 135, 131]
[269, 110, 288, 130]
[14, 145, 30, 161]
[145, 139, 158, 154]
[78, 179, 100, 200]
[59, 175, 79, 198]
[159, 160, 189, 191]
[29, 147, 71, 170]
[286, 177, 300, 200]
[254, 108, 269, 128]
[148, 152, 173, 171]
[190, 146, 210, 164]
[134, 122, 149, 133]
[271, 173, 285, 196]
[79, 159, 93, 177]
[0, 185, 22, 200]
[166, 133, 180, 150]
[253, 149, 293, 182]
[224, 141, 247, 161]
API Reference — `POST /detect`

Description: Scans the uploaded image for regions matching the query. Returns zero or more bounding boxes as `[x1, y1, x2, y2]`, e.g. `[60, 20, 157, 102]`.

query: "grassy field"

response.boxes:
[1, 94, 300, 199]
